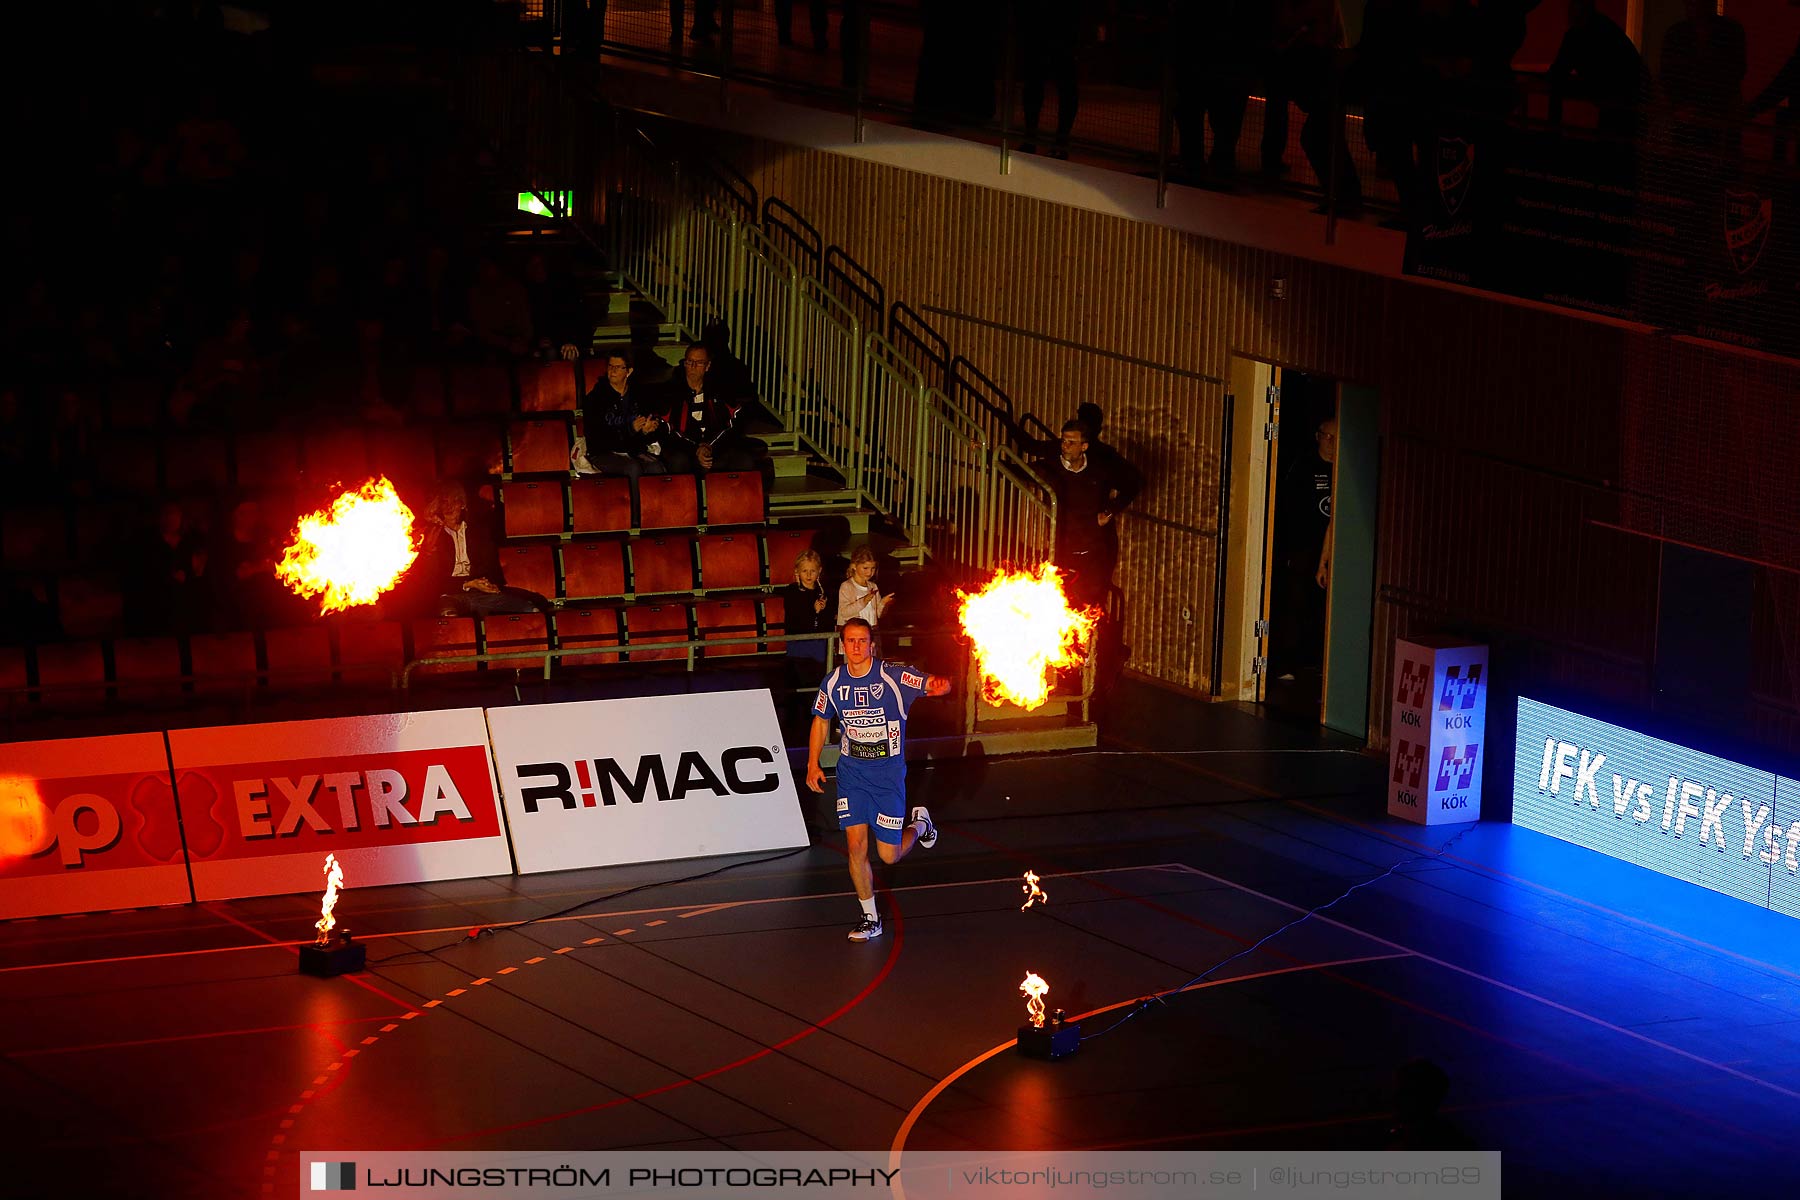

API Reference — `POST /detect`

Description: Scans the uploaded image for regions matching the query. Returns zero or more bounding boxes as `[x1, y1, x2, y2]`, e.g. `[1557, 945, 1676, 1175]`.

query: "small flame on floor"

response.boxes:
[315, 853, 345, 947]
[1020, 971, 1050, 1029]
[1021, 870, 1048, 911]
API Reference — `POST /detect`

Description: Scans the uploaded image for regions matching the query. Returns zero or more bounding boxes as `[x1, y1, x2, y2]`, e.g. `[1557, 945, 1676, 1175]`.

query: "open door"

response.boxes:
[1322, 383, 1380, 738]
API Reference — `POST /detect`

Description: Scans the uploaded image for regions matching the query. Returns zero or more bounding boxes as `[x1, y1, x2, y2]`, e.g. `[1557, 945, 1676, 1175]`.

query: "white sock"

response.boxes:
[859, 896, 878, 922]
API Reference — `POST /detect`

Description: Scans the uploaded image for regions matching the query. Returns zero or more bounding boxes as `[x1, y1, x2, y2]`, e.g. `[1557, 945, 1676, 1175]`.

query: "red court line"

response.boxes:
[12, 1014, 398, 1058]
[207, 906, 418, 1014]
[413, 892, 908, 1147]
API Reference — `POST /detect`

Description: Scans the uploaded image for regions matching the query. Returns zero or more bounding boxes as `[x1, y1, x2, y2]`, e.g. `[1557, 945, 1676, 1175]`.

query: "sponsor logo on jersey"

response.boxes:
[900, 671, 924, 689]
[854, 687, 869, 707]
[836, 798, 850, 813]
[876, 813, 904, 830]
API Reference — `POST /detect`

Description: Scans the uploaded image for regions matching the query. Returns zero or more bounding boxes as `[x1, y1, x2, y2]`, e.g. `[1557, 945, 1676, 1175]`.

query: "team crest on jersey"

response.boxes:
[871, 683, 885, 700]
[854, 687, 869, 706]
[900, 670, 924, 689]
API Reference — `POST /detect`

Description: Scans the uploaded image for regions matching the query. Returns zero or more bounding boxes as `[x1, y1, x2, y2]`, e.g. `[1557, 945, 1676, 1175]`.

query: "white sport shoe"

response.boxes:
[847, 915, 884, 942]
[911, 805, 938, 849]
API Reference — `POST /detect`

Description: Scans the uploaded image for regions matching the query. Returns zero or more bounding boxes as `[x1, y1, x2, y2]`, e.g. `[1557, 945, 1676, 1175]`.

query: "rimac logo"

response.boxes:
[1436, 744, 1480, 793]
[517, 747, 780, 811]
[1395, 659, 1429, 710]
[310, 1161, 355, 1191]
[1724, 189, 1772, 275]
[1438, 664, 1482, 712]
[1392, 739, 1425, 790]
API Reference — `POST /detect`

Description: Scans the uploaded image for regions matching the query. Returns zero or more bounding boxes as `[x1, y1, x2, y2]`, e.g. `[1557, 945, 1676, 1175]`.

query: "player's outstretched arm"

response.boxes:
[806, 716, 830, 793]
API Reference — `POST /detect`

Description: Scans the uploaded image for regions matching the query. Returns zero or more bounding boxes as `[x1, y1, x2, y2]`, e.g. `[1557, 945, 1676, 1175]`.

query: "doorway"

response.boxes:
[1220, 357, 1379, 737]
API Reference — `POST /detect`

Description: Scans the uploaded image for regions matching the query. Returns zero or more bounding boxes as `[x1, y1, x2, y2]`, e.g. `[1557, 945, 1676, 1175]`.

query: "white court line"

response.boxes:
[0, 863, 1200, 975]
[1168, 863, 1800, 1103]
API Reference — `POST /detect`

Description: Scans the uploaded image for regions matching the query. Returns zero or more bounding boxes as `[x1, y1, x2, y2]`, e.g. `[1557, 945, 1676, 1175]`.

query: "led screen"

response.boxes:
[1513, 697, 1800, 917]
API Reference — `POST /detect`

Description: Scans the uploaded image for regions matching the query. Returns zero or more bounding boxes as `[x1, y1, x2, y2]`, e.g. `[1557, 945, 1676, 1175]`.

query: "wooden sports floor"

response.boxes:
[5, 696, 1799, 1199]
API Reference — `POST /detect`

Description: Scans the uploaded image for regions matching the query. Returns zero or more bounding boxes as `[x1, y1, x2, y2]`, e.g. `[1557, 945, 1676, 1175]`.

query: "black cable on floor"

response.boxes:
[1078, 825, 1477, 1043]
[365, 846, 808, 965]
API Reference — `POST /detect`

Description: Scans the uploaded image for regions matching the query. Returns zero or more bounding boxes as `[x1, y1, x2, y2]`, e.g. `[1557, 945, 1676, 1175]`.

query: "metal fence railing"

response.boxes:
[605, 133, 1057, 579]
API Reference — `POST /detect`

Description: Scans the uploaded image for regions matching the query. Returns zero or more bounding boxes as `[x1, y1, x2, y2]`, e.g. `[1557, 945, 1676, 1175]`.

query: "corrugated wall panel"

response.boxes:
[700, 134, 1797, 750]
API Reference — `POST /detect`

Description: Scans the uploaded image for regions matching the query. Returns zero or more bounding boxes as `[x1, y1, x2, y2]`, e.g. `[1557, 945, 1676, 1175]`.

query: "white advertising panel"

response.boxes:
[167, 708, 512, 901]
[487, 689, 809, 875]
[1387, 637, 1488, 825]
[0, 733, 192, 919]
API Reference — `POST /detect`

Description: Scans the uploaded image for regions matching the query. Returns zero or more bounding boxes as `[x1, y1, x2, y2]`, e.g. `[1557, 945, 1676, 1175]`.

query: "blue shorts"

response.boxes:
[836, 766, 908, 845]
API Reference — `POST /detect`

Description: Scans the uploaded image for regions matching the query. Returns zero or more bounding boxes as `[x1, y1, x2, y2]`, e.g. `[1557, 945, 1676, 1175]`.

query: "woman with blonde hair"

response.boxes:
[836, 545, 896, 630]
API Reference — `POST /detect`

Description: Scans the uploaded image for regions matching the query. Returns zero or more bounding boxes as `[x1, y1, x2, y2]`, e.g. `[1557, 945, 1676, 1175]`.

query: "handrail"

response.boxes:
[400, 628, 848, 689]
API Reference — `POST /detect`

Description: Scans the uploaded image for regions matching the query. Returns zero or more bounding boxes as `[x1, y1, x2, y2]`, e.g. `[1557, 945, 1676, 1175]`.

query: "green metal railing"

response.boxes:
[606, 140, 1056, 577]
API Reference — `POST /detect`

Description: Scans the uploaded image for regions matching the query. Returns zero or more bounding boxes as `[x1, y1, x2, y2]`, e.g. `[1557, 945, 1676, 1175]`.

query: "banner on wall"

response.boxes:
[487, 689, 808, 875]
[167, 709, 512, 901]
[1514, 697, 1800, 918]
[0, 733, 192, 919]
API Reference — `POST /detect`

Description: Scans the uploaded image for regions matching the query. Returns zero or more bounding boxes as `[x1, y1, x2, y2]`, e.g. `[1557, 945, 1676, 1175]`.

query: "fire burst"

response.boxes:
[0, 776, 51, 859]
[1020, 971, 1050, 1029]
[957, 563, 1097, 710]
[1021, 870, 1048, 911]
[277, 477, 418, 614]
[315, 853, 345, 946]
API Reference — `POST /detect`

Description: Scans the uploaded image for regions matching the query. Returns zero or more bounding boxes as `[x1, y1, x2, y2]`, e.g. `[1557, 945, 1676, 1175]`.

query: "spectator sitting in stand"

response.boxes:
[412, 480, 551, 617]
[522, 251, 585, 361]
[127, 500, 209, 635]
[655, 343, 759, 473]
[573, 350, 672, 478]
[463, 256, 533, 358]
[837, 545, 896, 632]
[208, 498, 286, 631]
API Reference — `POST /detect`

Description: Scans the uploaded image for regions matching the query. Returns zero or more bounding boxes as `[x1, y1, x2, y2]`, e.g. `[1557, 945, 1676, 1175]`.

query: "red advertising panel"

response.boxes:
[0, 733, 192, 919]
[168, 709, 512, 901]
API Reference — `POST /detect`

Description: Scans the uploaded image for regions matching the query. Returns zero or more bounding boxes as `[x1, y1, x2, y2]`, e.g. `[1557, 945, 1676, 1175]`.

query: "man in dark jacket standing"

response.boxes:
[1038, 419, 1126, 609]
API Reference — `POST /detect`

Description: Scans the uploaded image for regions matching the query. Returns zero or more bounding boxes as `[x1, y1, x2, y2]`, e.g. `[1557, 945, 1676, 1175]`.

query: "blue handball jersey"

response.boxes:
[812, 660, 930, 772]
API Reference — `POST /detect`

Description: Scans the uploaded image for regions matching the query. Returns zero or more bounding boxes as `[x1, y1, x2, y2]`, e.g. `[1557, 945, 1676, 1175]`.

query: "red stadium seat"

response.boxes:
[631, 536, 696, 596]
[695, 598, 760, 658]
[497, 543, 559, 599]
[760, 594, 791, 653]
[105, 378, 165, 430]
[556, 607, 622, 665]
[263, 625, 334, 687]
[0, 644, 26, 714]
[234, 429, 302, 487]
[112, 636, 185, 704]
[92, 433, 161, 495]
[703, 471, 765, 527]
[639, 473, 699, 530]
[337, 619, 405, 682]
[3, 508, 69, 570]
[303, 427, 370, 488]
[518, 360, 581, 413]
[72, 504, 135, 562]
[35, 641, 107, 709]
[507, 418, 573, 474]
[365, 427, 439, 493]
[562, 539, 626, 599]
[407, 364, 447, 418]
[483, 614, 549, 668]
[569, 476, 632, 534]
[411, 617, 480, 676]
[761, 530, 816, 584]
[500, 479, 566, 538]
[623, 604, 690, 662]
[436, 421, 507, 480]
[697, 533, 762, 592]
[188, 632, 258, 696]
[56, 572, 123, 639]
[448, 364, 513, 416]
[163, 432, 231, 493]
